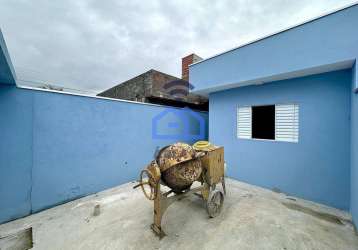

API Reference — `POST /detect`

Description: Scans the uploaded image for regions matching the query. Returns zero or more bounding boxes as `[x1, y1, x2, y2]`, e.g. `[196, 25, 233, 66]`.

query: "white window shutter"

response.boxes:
[275, 104, 299, 142]
[237, 107, 252, 139]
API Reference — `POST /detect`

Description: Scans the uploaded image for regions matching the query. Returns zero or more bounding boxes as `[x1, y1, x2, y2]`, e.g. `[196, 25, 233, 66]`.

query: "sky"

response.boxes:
[0, 0, 356, 94]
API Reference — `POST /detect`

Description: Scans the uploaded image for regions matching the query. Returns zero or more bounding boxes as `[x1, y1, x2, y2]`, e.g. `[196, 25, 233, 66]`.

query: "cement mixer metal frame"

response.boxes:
[134, 146, 226, 238]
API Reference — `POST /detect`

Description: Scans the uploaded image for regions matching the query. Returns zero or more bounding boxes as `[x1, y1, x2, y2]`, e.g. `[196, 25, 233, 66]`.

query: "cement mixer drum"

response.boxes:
[156, 142, 202, 193]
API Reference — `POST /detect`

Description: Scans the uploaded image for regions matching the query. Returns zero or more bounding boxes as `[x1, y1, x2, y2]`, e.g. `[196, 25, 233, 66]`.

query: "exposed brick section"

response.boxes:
[182, 54, 202, 82]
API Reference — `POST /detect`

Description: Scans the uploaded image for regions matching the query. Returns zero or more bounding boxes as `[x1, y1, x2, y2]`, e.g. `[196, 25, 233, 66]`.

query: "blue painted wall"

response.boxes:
[0, 86, 32, 223]
[351, 64, 358, 226]
[209, 70, 351, 210]
[0, 86, 208, 223]
[190, 4, 358, 93]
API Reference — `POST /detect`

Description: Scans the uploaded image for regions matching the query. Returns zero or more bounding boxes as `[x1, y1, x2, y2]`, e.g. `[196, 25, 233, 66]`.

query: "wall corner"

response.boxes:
[353, 61, 357, 93]
[351, 59, 358, 229]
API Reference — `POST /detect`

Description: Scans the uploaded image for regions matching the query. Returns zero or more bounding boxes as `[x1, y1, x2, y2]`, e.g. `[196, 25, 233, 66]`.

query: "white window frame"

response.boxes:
[237, 103, 299, 143]
[237, 106, 252, 139]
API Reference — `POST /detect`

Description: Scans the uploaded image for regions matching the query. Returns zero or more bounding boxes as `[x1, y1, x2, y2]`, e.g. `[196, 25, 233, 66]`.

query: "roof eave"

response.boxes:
[0, 29, 16, 85]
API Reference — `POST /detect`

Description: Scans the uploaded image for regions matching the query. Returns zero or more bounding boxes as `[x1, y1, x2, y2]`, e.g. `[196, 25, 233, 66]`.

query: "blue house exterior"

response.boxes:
[1, 3, 358, 230]
[190, 3, 358, 227]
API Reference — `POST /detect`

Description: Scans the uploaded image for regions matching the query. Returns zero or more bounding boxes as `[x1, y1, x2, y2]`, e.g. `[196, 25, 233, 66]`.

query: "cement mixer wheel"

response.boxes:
[139, 169, 157, 200]
[206, 190, 224, 218]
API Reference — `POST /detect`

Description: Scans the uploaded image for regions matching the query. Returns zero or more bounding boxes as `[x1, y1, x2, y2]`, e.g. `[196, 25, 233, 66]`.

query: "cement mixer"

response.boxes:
[134, 141, 226, 238]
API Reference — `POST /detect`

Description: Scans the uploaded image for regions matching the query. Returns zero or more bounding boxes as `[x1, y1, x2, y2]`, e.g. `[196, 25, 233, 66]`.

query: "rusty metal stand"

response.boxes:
[134, 145, 225, 238]
[151, 182, 210, 238]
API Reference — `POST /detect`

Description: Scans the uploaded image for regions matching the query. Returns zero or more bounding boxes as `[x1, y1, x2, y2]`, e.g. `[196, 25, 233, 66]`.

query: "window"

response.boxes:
[237, 104, 299, 142]
[252, 105, 275, 140]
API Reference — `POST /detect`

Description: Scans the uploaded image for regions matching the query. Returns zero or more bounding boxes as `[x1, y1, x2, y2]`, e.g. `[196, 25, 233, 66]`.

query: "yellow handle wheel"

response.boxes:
[193, 141, 211, 151]
[139, 169, 158, 200]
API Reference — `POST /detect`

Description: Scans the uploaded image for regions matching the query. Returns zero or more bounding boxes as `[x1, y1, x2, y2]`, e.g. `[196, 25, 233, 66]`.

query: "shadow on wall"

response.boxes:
[351, 64, 358, 228]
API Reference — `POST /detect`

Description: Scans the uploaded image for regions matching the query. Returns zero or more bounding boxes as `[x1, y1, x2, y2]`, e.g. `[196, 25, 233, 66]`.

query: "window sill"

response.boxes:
[238, 137, 298, 143]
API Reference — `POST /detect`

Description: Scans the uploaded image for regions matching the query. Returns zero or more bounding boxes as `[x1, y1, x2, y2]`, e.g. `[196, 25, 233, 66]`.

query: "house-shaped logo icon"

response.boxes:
[152, 107, 206, 141]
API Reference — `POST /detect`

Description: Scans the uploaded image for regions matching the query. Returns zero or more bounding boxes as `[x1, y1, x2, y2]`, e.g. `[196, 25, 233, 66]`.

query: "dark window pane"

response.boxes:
[252, 105, 275, 140]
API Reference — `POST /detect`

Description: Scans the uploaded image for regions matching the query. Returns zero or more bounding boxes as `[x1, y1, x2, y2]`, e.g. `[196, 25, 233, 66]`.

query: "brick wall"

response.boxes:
[182, 54, 202, 82]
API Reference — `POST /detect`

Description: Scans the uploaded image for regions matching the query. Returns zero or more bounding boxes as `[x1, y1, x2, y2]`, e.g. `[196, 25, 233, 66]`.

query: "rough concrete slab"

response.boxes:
[0, 179, 357, 250]
[0, 227, 32, 250]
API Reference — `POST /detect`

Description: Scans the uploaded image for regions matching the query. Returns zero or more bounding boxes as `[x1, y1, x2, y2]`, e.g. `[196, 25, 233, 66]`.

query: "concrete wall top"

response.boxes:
[17, 85, 208, 113]
[190, 2, 358, 95]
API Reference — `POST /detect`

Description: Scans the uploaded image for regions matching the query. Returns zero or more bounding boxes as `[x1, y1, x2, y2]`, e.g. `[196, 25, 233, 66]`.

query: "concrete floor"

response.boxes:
[0, 179, 357, 250]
